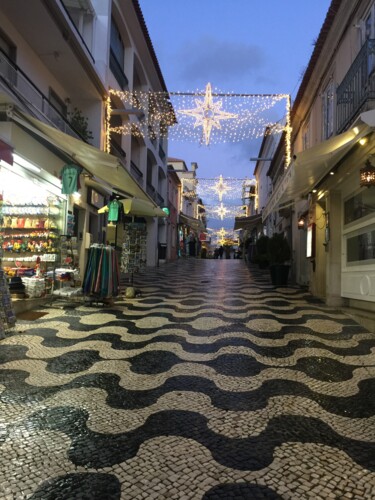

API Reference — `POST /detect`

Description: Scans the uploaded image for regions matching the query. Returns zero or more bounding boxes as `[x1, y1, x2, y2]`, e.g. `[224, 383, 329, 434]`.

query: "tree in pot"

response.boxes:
[267, 232, 291, 286]
[255, 234, 270, 268]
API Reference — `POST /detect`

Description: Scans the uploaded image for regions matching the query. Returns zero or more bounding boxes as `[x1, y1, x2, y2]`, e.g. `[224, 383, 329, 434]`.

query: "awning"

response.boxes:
[98, 197, 166, 217]
[179, 212, 205, 231]
[262, 110, 375, 221]
[234, 214, 262, 231]
[122, 198, 166, 217]
[8, 108, 153, 203]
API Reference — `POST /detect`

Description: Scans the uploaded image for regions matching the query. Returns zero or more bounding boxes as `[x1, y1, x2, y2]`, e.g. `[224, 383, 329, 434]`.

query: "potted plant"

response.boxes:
[255, 235, 270, 268]
[267, 232, 291, 286]
[68, 107, 93, 142]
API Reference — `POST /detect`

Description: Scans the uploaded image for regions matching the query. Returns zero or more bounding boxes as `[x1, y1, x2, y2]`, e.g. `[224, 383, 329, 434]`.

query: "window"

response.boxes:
[322, 80, 334, 139]
[359, 4, 375, 75]
[110, 18, 124, 70]
[346, 227, 375, 264]
[61, 0, 95, 55]
[0, 29, 16, 85]
[302, 116, 310, 150]
[110, 18, 128, 89]
[344, 191, 375, 225]
[360, 4, 375, 44]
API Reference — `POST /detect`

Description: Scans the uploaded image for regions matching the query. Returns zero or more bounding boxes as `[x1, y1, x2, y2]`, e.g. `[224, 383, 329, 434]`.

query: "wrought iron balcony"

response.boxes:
[337, 38, 375, 133]
[146, 182, 156, 200]
[0, 48, 83, 140]
[130, 160, 143, 185]
[155, 192, 164, 206]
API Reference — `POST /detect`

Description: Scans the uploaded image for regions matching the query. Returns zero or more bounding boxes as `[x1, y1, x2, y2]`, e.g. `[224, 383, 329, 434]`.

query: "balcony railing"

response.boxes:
[337, 38, 375, 133]
[0, 48, 83, 140]
[155, 192, 164, 206]
[130, 160, 143, 185]
[146, 182, 156, 200]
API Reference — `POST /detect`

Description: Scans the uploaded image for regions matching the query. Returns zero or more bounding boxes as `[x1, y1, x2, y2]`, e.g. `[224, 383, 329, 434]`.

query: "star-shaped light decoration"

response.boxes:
[216, 203, 229, 220]
[178, 83, 238, 145]
[212, 174, 231, 201]
[217, 227, 228, 239]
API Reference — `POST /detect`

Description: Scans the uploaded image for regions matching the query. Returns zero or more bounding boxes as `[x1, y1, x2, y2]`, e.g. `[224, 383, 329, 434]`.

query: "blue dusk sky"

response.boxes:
[138, 0, 332, 230]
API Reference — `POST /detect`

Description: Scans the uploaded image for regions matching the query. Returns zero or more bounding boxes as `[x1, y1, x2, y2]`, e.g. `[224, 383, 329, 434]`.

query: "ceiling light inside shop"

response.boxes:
[13, 154, 41, 173]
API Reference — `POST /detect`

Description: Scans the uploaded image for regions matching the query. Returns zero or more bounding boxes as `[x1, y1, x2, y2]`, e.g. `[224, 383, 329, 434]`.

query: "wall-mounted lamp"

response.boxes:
[360, 159, 375, 188]
[297, 216, 305, 230]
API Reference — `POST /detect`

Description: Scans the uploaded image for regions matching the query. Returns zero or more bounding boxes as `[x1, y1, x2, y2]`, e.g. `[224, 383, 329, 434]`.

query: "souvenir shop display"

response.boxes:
[120, 223, 147, 274]
[66, 213, 75, 236]
[60, 164, 83, 195]
[120, 223, 147, 296]
[82, 244, 120, 300]
[1, 191, 64, 279]
[0, 193, 16, 337]
[60, 235, 79, 267]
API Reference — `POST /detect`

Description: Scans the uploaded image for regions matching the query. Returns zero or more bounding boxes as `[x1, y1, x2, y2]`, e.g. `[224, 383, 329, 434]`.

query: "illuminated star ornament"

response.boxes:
[178, 83, 238, 145]
[216, 203, 228, 220]
[211, 174, 231, 201]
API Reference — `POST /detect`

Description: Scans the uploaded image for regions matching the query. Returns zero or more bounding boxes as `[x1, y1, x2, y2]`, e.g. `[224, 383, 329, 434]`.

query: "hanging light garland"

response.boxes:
[106, 87, 291, 149]
[215, 203, 229, 220]
[178, 82, 238, 145]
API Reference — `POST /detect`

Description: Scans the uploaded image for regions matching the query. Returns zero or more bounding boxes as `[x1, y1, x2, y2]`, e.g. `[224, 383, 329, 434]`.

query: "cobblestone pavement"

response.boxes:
[1, 259, 375, 499]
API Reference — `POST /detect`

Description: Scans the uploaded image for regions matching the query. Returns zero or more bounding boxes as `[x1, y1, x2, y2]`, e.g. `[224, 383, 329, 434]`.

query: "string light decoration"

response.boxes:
[211, 174, 231, 201]
[195, 176, 258, 235]
[284, 95, 292, 167]
[197, 177, 248, 202]
[204, 204, 249, 220]
[105, 95, 112, 153]
[178, 82, 237, 145]
[106, 87, 291, 149]
[170, 87, 290, 145]
[215, 203, 229, 220]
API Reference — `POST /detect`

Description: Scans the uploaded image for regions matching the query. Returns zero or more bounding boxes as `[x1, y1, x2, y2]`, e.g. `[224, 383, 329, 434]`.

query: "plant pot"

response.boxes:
[270, 264, 290, 286]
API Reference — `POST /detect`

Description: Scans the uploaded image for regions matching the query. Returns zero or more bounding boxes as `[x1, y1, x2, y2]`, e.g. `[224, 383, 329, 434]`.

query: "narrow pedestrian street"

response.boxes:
[1, 259, 375, 500]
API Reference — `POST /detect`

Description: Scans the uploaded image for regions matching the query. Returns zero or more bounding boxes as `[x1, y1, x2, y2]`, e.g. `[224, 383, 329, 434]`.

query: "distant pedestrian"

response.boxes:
[188, 232, 196, 257]
[218, 246, 224, 259]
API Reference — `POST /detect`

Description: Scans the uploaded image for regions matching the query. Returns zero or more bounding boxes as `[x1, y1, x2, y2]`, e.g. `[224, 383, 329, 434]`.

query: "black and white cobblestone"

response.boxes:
[1, 259, 374, 499]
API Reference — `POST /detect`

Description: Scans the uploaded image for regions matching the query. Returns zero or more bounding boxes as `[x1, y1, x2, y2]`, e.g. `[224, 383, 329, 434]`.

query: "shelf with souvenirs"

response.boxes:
[50, 234, 82, 300]
[0, 171, 66, 300]
[120, 223, 147, 274]
[1, 202, 62, 266]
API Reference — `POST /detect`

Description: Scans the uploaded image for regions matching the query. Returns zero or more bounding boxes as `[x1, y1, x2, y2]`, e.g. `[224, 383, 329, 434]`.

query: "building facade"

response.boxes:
[0, 0, 173, 310]
[262, 0, 375, 329]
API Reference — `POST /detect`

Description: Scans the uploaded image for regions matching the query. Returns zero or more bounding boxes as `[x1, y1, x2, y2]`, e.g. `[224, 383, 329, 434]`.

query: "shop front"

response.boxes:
[0, 154, 67, 311]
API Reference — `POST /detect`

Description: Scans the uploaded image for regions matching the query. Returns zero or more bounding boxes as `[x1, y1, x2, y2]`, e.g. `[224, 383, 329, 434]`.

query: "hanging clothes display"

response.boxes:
[108, 199, 122, 222]
[82, 244, 120, 299]
[60, 164, 83, 195]
[97, 199, 124, 223]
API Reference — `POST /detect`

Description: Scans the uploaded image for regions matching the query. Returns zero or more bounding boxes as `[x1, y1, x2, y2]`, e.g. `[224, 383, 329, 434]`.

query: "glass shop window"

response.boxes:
[347, 228, 375, 264]
[344, 191, 375, 225]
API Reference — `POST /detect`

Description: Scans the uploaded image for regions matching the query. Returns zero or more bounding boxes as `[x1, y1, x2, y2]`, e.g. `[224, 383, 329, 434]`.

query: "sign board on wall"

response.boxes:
[306, 223, 316, 259]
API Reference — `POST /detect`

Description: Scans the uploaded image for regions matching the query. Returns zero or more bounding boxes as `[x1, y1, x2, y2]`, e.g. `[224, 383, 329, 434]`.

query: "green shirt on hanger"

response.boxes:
[108, 199, 121, 222]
